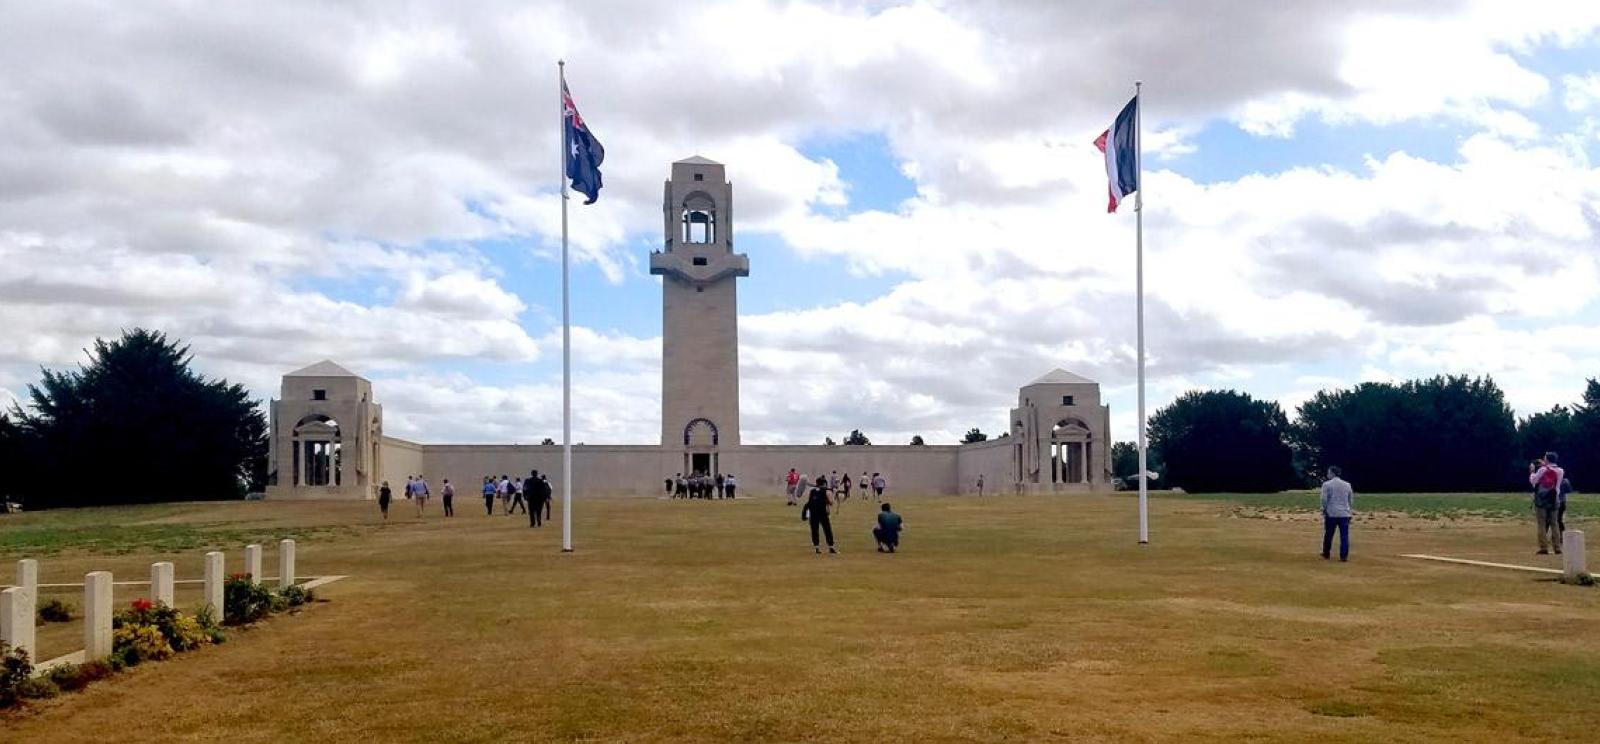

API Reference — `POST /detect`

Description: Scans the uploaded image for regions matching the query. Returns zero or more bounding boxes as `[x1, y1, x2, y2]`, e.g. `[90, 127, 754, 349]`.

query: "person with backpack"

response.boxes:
[800, 475, 837, 555]
[541, 473, 553, 523]
[440, 479, 455, 517]
[1529, 453, 1566, 554]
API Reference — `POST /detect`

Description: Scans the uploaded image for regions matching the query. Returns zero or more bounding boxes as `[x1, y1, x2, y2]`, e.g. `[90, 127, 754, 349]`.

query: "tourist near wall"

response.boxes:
[378, 437, 424, 497]
[957, 437, 1015, 495]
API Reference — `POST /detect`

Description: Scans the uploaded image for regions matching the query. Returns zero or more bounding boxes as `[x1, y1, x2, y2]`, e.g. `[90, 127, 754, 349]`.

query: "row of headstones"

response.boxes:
[0, 539, 296, 662]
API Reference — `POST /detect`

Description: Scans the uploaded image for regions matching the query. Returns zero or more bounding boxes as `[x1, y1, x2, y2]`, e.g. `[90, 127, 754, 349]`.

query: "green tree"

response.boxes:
[7, 329, 268, 508]
[1293, 375, 1516, 491]
[1149, 390, 1298, 493]
[909, 434, 925, 446]
[962, 428, 987, 444]
[541, 437, 556, 446]
[844, 429, 871, 446]
[824, 436, 836, 446]
[1569, 378, 1600, 481]
[1518, 405, 1574, 464]
[1111, 441, 1137, 480]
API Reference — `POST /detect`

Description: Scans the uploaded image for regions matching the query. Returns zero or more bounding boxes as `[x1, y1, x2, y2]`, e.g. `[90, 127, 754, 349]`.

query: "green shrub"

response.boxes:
[16, 676, 58, 700]
[45, 660, 112, 692]
[111, 598, 212, 665]
[0, 642, 33, 708]
[279, 584, 315, 607]
[36, 598, 74, 623]
[194, 604, 227, 644]
[224, 574, 274, 625]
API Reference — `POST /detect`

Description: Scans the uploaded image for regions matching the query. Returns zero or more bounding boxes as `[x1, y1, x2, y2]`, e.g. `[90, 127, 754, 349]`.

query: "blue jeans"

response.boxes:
[1322, 516, 1351, 560]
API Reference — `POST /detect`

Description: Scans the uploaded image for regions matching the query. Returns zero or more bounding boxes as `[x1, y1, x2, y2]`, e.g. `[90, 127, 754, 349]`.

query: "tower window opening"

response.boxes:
[693, 173, 704, 181]
[312, 389, 327, 401]
[1062, 395, 1074, 405]
[692, 256, 708, 266]
[682, 209, 715, 244]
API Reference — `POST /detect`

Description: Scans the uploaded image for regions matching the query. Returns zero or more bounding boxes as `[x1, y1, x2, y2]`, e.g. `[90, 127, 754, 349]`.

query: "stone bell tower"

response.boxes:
[650, 156, 748, 472]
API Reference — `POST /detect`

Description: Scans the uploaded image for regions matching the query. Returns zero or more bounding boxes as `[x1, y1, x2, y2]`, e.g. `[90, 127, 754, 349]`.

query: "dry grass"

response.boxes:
[2, 493, 1598, 742]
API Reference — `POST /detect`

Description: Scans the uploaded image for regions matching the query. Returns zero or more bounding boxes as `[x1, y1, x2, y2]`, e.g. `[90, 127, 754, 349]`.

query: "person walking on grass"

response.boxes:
[871, 472, 887, 502]
[976, 474, 985, 498]
[414, 475, 431, 517]
[377, 481, 392, 520]
[785, 468, 800, 505]
[497, 475, 511, 513]
[1320, 466, 1353, 561]
[441, 479, 454, 517]
[801, 475, 837, 554]
[1530, 453, 1566, 555]
[404, 475, 416, 501]
[508, 476, 526, 515]
[874, 502, 903, 553]
[841, 472, 853, 503]
[526, 470, 550, 528]
[483, 476, 496, 516]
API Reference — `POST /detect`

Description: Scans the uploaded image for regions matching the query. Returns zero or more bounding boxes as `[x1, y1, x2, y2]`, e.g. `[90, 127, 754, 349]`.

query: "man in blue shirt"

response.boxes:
[874, 503, 903, 553]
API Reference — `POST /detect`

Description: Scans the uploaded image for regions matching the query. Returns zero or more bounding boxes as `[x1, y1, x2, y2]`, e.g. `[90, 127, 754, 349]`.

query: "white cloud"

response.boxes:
[1565, 72, 1600, 112]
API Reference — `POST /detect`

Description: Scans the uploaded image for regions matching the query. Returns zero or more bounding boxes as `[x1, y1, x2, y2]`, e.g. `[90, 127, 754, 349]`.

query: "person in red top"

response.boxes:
[1529, 452, 1566, 555]
[785, 468, 801, 506]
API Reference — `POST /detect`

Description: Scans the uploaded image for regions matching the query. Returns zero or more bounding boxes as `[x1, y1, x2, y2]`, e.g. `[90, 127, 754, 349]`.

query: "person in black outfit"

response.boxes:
[525, 470, 545, 527]
[801, 475, 836, 554]
[377, 481, 392, 520]
[541, 474, 553, 523]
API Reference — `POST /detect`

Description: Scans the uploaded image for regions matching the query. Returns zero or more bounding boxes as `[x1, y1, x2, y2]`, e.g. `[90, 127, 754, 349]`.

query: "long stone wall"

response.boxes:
[292, 437, 1085, 500]
[956, 438, 1016, 496]
[378, 436, 425, 498]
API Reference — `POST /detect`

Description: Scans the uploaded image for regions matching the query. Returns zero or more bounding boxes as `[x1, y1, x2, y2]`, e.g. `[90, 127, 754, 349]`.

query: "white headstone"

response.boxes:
[203, 551, 224, 616]
[150, 561, 175, 606]
[12, 560, 37, 656]
[278, 539, 296, 589]
[244, 544, 262, 584]
[84, 570, 113, 659]
[1563, 530, 1587, 582]
[0, 587, 32, 659]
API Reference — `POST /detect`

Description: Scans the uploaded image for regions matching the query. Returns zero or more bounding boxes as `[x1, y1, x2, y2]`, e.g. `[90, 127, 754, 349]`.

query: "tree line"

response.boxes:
[1112, 375, 1599, 493]
[0, 329, 267, 509]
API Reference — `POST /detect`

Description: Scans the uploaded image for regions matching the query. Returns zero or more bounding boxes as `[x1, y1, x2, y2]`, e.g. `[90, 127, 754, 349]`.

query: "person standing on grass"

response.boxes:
[874, 502, 903, 553]
[1320, 466, 1353, 561]
[541, 472, 553, 523]
[862, 472, 871, 502]
[976, 474, 985, 498]
[377, 480, 392, 520]
[785, 468, 800, 505]
[525, 470, 548, 527]
[871, 472, 887, 502]
[725, 473, 738, 499]
[801, 475, 837, 554]
[1558, 475, 1573, 534]
[1530, 453, 1566, 554]
[483, 476, 497, 516]
[675, 473, 687, 499]
[441, 479, 454, 517]
[404, 475, 416, 501]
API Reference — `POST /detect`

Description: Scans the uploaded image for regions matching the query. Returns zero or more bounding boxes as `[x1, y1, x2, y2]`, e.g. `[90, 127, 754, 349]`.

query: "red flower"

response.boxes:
[230, 573, 248, 580]
[131, 598, 154, 611]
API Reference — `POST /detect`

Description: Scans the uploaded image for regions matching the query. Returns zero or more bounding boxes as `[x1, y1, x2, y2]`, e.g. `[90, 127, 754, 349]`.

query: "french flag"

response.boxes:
[1094, 96, 1139, 213]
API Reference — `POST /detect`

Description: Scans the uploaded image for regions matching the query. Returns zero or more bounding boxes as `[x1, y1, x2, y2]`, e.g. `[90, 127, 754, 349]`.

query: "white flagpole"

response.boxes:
[1134, 80, 1148, 545]
[559, 60, 574, 553]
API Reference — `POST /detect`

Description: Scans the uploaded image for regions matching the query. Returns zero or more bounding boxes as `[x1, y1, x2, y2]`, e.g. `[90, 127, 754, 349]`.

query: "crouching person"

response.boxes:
[874, 503, 903, 553]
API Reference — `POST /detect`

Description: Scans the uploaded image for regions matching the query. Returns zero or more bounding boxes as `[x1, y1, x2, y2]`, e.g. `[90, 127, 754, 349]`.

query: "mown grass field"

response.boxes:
[2, 491, 1597, 743]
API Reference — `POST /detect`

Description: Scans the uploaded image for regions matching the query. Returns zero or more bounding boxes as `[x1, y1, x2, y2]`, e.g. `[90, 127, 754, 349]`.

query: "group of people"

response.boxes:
[795, 473, 903, 554]
[666, 472, 739, 499]
[1316, 451, 1579, 563]
[375, 470, 556, 528]
[783, 469, 886, 507]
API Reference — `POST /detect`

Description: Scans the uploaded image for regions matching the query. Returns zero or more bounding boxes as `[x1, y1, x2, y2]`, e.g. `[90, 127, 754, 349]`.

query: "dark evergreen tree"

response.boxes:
[1149, 390, 1298, 493]
[909, 434, 925, 446]
[7, 329, 268, 508]
[1293, 375, 1516, 491]
[844, 429, 871, 446]
[962, 428, 987, 444]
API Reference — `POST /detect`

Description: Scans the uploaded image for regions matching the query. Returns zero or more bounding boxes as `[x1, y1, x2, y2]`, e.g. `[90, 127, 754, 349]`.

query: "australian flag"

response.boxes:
[563, 80, 604, 204]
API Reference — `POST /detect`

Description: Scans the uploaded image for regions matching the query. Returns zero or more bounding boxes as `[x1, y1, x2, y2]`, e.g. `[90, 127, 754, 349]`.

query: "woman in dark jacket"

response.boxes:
[377, 481, 392, 520]
[800, 475, 836, 554]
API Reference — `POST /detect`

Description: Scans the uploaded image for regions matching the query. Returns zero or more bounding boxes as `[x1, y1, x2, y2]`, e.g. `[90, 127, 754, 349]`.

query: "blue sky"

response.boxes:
[2, 1, 1599, 446]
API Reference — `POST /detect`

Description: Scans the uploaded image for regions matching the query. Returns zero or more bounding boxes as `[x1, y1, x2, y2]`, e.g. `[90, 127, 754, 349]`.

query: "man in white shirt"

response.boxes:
[414, 475, 430, 516]
[1320, 466, 1354, 561]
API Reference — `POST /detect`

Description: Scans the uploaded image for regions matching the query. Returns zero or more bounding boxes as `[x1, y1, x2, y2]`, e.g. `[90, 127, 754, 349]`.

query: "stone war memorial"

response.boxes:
[266, 157, 1113, 500]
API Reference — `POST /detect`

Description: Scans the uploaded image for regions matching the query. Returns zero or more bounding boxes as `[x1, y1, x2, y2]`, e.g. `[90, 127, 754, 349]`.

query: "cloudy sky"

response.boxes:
[3, 1, 1599, 445]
